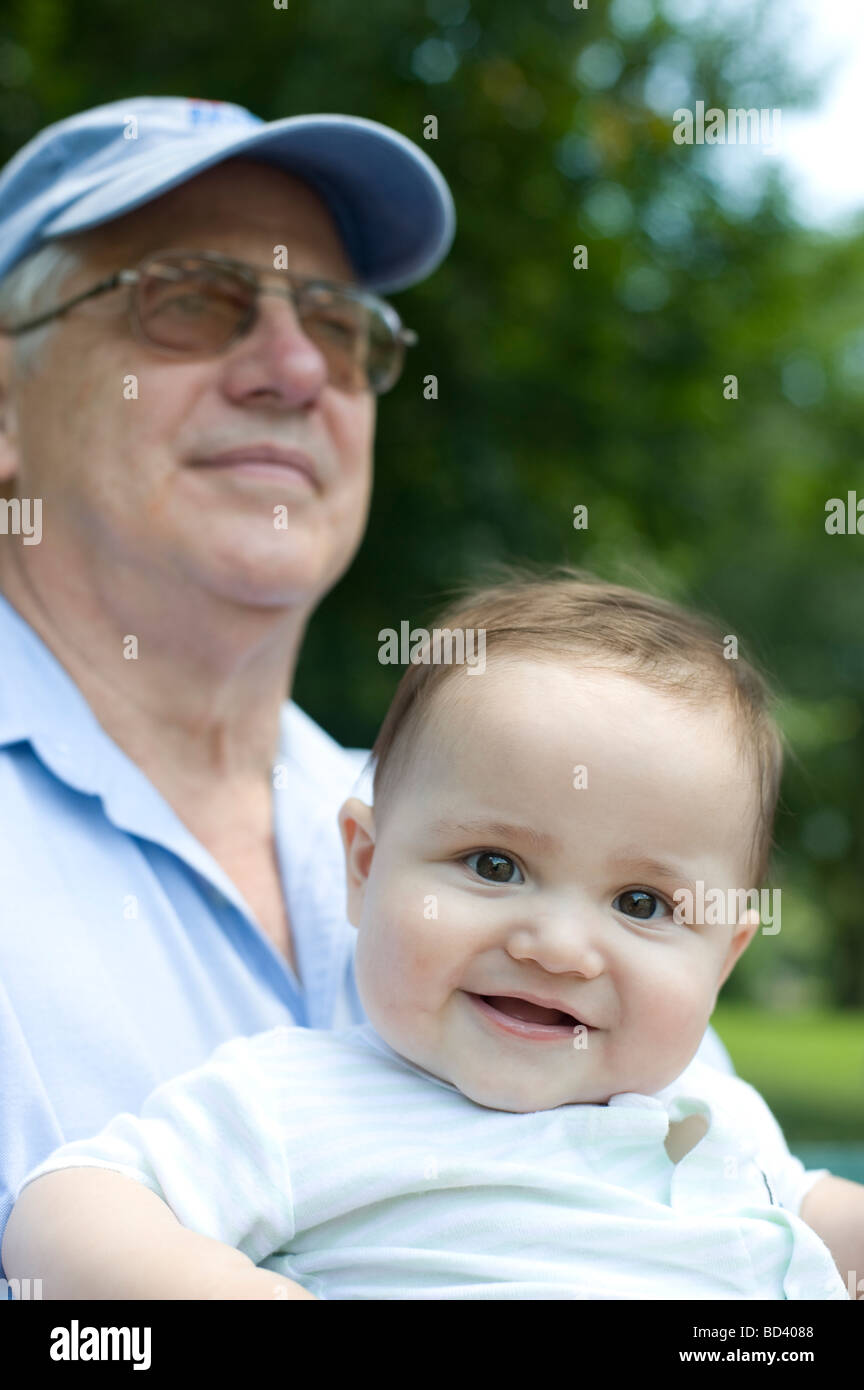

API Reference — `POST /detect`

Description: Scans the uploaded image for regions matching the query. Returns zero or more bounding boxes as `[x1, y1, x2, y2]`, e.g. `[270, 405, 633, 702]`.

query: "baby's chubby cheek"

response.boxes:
[354, 875, 458, 1027]
[660, 1008, 720, 1085]
[624, 957, 715, 1046]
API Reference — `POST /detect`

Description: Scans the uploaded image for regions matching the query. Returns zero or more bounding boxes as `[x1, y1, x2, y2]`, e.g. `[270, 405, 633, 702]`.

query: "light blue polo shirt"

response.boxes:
[0, 592, 371, 1273]
[0, 591, 736, 1278]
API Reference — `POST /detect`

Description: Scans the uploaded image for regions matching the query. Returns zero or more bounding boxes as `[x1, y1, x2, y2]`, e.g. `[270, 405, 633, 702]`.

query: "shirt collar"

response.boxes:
[0, 591, 104, 751]
[0, 592, 287, 907]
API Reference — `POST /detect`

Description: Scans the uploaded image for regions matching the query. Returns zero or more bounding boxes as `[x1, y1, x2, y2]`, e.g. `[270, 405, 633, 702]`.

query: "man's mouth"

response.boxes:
[466, 992, 595, 1040]
[188, 445, 318, 488]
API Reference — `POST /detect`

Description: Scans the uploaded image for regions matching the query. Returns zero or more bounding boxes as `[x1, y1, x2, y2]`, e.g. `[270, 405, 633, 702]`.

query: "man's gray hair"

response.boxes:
[0, 241, 85, 375]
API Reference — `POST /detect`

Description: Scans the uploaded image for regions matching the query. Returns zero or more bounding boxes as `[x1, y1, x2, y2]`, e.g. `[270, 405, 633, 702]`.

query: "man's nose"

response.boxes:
[503, 905, 605, 977]
[219, 294, 331, 408]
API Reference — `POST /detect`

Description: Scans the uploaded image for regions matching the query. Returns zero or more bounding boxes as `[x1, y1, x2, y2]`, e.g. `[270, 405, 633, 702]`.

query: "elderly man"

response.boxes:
[3, 96, 849, 1293]
[0, 95, 454, 1264]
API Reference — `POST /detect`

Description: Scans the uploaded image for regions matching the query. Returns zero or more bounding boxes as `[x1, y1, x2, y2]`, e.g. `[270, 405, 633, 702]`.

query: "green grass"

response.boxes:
[711, 1005, 864, 1142]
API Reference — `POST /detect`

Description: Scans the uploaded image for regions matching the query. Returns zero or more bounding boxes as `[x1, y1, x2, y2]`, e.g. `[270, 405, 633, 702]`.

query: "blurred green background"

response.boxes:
[0, 0, 861, 1163]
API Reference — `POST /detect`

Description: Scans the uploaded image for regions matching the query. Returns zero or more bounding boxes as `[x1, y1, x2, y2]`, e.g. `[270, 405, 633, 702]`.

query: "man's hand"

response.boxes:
[799, 1173, 864, 1298]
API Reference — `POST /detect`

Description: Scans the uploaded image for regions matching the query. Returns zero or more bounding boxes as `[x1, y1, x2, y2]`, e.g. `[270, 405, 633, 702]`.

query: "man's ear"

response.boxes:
[715, 908, 760, 997]
[0, 335, 20, 485]
[338, 796, 376, 928]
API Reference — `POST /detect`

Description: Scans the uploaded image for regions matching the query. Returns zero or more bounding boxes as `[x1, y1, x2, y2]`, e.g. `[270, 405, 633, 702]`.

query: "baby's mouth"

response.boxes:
[467, 993, 593, 1037]
[483, 996, 577, 1026]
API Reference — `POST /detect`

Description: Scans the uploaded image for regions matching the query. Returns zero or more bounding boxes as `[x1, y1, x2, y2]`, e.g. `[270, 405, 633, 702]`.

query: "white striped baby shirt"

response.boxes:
[19, 1023, 849, 1300]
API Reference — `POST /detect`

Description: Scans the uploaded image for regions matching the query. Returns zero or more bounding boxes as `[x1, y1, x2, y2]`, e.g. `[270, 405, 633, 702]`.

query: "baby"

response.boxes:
[4, 573, 861, 1300]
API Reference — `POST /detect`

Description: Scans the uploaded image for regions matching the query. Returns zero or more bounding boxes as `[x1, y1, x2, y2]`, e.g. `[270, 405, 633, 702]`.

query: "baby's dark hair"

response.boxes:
[370, 567, 784, 884]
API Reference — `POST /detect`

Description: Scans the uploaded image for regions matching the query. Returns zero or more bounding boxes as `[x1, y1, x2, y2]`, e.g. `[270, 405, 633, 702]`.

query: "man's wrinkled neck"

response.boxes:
[0, 536, 311, 781]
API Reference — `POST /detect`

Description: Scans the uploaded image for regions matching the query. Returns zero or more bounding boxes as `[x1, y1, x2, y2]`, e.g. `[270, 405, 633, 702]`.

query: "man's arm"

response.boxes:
[799, 1173, 864, 1295]
[2, 1168, 315, 1300]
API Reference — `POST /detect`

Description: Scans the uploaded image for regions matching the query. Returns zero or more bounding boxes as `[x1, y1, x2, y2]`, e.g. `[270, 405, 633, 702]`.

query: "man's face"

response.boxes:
[0, 159, 376, 611]
[342, 661, 760, 1113]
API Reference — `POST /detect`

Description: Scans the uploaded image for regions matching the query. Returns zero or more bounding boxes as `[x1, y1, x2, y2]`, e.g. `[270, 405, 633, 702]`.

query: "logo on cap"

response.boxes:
[186, 99, 232, 126]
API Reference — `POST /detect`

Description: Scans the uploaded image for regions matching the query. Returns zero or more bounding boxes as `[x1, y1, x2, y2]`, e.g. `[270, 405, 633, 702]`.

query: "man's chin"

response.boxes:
[172, 546, 340, 613]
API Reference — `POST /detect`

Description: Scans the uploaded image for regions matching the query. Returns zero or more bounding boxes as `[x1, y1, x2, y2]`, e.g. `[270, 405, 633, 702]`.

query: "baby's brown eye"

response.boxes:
[615, 889, 663, 920]
[467, 852, 523, 884]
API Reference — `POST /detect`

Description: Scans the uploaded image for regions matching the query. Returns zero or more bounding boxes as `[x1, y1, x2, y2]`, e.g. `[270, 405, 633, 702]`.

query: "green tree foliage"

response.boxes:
[1, 0, 862, 1004]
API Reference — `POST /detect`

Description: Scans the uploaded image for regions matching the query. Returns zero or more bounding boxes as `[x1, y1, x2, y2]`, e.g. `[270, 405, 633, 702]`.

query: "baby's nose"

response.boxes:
[503, 909, 604, 977]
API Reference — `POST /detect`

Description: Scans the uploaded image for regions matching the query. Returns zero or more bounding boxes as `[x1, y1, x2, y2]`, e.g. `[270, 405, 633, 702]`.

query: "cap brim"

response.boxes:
[42, 113, 455, 293]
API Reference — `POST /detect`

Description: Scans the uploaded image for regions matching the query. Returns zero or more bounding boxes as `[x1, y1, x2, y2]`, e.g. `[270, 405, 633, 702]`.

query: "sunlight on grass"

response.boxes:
[712, 1004, 864, 1141]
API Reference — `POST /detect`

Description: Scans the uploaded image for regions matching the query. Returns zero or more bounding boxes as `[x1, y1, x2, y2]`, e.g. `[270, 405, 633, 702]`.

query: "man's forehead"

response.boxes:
[73, 159, 357, 281]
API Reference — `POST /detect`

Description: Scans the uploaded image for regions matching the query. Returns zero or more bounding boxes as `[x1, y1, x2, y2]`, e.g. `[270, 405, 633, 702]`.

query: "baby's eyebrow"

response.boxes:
[609, 854, 698, 895]
[428, 819, 562, 853]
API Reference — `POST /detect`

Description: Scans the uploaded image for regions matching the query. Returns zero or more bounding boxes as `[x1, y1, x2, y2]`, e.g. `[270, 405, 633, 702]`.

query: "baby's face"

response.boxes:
[341, 659, 761, 1112]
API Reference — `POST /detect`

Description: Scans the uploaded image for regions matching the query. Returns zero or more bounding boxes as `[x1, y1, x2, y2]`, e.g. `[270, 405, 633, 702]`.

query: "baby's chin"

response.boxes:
[367, 1010, 705, 1110]
[443, 1051, 705, 1113]
[450, 1075, 613, 1113]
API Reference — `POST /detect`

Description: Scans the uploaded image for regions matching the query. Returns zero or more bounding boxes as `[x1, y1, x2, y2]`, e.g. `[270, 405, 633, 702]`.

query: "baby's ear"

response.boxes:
[716, 908, 760, 992]
[338, 797, 376, 927]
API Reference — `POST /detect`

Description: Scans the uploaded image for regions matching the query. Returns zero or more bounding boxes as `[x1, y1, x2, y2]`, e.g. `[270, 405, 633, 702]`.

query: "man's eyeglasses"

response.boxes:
[3, 249, 418, 395]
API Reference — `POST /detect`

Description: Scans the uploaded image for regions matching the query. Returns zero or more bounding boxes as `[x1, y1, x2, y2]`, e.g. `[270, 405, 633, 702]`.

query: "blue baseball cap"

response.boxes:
[0, 95, 456, 292]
